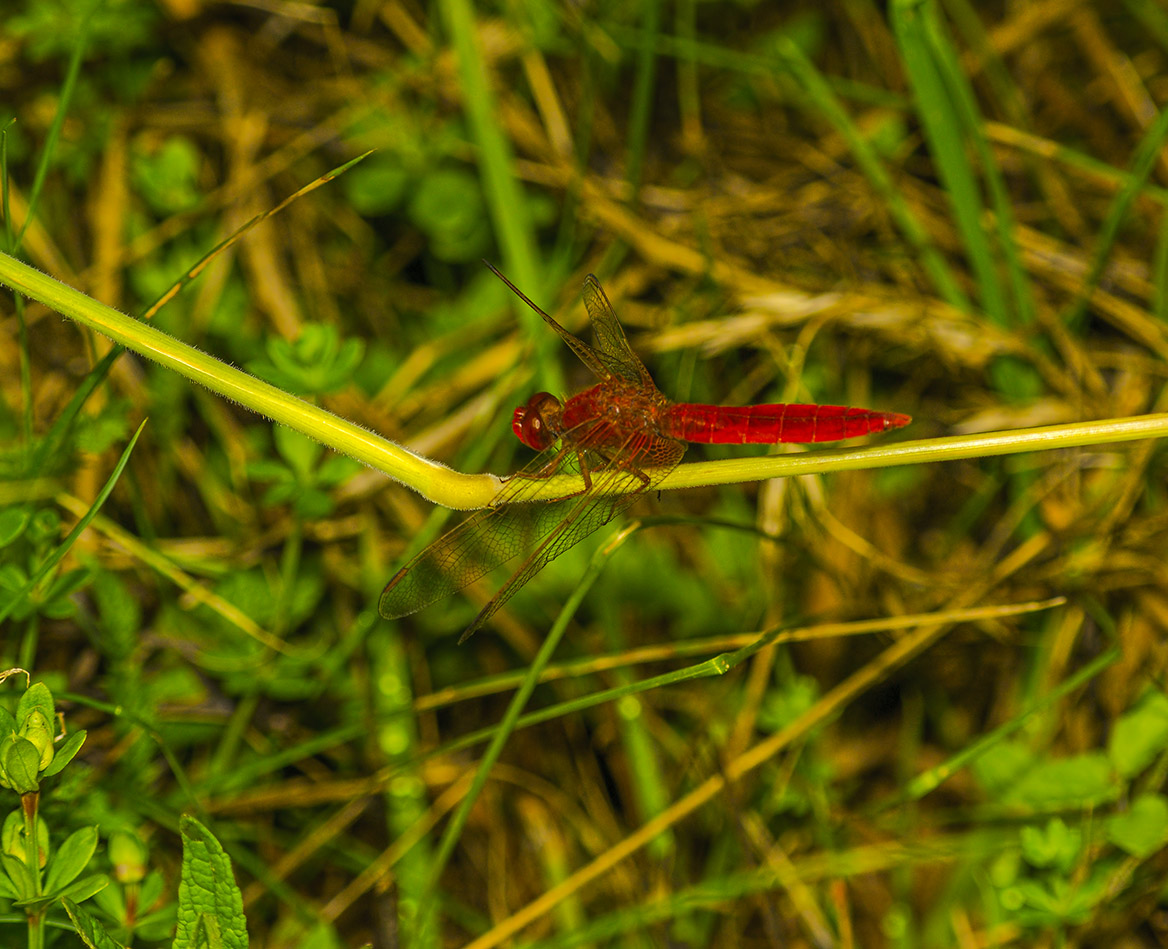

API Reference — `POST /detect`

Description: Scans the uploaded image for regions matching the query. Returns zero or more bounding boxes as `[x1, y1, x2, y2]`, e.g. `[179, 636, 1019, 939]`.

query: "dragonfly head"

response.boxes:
[512, 391, 563, 450]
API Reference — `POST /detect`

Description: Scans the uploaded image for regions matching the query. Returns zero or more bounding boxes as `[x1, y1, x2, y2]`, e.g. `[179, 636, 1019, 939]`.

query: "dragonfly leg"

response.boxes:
[535, 450, 594, 503]
[595, 435, 653, 490]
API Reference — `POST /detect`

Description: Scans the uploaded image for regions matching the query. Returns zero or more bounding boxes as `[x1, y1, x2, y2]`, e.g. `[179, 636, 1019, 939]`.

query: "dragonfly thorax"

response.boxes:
[512, 391, 564, 450]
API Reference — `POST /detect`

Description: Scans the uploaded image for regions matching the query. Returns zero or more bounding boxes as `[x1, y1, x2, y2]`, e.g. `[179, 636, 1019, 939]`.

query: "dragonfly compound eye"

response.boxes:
[512, 391, 561, 450]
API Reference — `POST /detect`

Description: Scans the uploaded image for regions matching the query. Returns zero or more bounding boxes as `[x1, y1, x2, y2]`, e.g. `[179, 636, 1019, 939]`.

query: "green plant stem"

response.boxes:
[0, 252, 494, 510]
[3, 252, 1167, 508]
[22, 792, 43, 949]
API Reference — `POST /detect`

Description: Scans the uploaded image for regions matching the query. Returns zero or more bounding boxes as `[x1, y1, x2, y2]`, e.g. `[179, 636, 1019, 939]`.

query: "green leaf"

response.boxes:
[42, 566, 92, 619]
[343, 157, 410, 215]
[972, 739, 1033, 795]
[292, 488, 333, 520]
[260, 482, 298, 508]
[3, 736, 43, 793]
[195, 913, 224, 949]
[244, 459, 290, 482]
[76, 403, 131, 454]
[315, 454, 360, 487]
[1, 852, 36, 900]
[61, 896, 128, 949]
[0, 420, 146, 626]
[1003, 753, 1118, 809]
[1019, 817, 1080, 872]
[28, 508, 61, 544]
[16, 681, 55, 725]
[1109, 690, 1168, 778]
[1107, 794, 1168, 858]
[58, 872, 110, 903]
[174, 816, 248, 949]
[0, 506, 31, 546]
[109, 830, 147, 883]
[131, 135, 203, 214]
[0, 705, 17, 738]
[45, 825, 98, 894]
[42, 728, 86, 777]
[92, 877, 125, 921]
[273, 426, 321, 478]
[91, 570, 140, 659]
[408, 167, 483, 241]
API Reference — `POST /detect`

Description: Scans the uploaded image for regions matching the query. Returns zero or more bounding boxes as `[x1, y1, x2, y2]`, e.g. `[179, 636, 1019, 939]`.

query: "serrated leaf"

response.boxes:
[62, 896, 128, 949]
[174, 816, 248, 949]
[45, 826, 98, 893]
[42, 728, 86, 777]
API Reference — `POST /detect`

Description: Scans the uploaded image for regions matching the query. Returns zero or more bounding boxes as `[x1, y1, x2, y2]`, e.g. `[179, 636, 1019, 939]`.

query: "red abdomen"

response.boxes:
[662, 403, 910, 444]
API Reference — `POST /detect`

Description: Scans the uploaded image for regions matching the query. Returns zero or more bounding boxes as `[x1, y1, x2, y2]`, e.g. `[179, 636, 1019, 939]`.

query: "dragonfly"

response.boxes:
[380, 264, 910, 641]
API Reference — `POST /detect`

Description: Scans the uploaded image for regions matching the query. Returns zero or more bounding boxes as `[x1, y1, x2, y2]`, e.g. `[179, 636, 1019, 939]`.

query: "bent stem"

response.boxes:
[3, 252, 1168, 509]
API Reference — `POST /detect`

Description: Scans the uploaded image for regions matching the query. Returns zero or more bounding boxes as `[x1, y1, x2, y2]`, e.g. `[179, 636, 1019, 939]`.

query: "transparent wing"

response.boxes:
[379, 497, 574, 621]
[485, 262, 654, 388]
[457, 432, 684, 641]
[581, 274, 654, 388]
[380, 425, 685, 632]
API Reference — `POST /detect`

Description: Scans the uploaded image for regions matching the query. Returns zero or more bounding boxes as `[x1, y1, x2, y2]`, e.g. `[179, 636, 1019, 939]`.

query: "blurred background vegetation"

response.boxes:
[3, 0, 1168, 945]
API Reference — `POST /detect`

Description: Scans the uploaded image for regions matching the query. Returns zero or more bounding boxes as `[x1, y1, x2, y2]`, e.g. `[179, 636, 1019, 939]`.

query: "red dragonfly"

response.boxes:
[380, 265, 910, 640]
